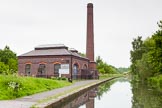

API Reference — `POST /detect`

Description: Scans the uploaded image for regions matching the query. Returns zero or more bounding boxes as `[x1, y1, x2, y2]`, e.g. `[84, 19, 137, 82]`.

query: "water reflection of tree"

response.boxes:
[97, 80, 116, 100]
[132, 82, 162, 108]
[118, 78, 131, 82]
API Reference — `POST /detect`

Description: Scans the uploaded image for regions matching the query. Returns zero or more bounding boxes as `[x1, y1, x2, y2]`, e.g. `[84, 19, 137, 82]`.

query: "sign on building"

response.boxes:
[59, 64, 70, 74]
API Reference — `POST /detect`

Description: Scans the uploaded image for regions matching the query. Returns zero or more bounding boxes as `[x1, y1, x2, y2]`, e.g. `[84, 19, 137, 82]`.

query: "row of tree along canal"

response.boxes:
[130, 20, 162, 90]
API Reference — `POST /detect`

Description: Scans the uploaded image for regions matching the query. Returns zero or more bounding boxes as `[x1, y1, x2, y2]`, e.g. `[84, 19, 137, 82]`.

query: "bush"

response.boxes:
[61, 77, 67, 80]
[51, 77, 67, 81]
[159, 79, 162, 89]
[148, 75, 162, 91]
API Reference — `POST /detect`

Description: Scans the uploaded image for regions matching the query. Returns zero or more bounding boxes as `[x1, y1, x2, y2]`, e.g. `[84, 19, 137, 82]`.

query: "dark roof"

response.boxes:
[19, 49, 72, 56]
[19, 44, 89, 60]
[35, 44, 68, 50]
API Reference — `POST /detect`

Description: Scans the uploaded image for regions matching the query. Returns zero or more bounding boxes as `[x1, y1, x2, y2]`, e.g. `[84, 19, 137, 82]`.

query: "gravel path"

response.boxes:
[0, 80, 98, 108]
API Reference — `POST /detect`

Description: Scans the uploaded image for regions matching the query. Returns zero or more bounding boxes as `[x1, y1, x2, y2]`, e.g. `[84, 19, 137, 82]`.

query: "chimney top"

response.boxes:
[87, 3, 93, 8]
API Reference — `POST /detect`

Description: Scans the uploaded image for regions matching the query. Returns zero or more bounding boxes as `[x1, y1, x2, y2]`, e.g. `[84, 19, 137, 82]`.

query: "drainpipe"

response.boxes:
[71, 55, 73, 82]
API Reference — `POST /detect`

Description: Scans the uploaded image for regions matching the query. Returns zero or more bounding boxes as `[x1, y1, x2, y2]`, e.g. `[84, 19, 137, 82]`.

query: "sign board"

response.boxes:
[61, 64, 69, 69]
[59, 64, 70, 74]
[59, 69, 70, 74]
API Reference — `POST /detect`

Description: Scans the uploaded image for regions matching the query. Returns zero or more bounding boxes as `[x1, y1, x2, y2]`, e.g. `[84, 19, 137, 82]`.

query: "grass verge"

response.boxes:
[0, 75, 71, 100]
[99, 74, 124, 79]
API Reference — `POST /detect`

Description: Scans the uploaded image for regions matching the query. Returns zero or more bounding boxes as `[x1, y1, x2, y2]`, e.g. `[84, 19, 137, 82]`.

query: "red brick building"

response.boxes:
[18, 3, 98, 79]
[18, 44, 95, 79]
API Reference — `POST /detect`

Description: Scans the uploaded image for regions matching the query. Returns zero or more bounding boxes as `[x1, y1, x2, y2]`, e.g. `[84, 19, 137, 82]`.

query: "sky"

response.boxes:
[0, 0, 162, 68]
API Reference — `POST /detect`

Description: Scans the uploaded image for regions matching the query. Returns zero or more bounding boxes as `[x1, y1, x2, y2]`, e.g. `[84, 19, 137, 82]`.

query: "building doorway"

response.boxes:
[73, 63, 79, 79]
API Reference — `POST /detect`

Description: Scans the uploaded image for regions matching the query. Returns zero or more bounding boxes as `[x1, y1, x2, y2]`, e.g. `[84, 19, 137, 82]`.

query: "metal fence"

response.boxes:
[80, 69, 99, 79]
[34, 69, 99, 80]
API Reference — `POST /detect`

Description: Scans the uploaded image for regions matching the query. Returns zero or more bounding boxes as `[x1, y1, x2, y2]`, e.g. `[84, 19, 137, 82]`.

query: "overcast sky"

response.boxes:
[0, 0, 162, 68]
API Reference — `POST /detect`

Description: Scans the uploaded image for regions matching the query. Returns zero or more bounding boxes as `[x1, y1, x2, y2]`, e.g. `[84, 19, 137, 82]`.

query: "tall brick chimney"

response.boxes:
[86, 3, 96, 69]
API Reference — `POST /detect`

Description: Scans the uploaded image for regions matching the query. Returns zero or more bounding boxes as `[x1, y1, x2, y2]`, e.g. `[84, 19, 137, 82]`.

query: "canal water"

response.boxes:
[60, 78, 162, 108]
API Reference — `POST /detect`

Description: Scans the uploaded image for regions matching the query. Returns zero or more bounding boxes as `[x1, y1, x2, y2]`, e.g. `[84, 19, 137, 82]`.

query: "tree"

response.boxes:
[0, 62, 9, 74]
[0, 46, 17, 64]
[152, 21, 162, 74]
[0, 46, 18, 74]
[96, 56, 118, 74]
[130, 20, 162, 81]
[117, 67, 130, 73]
[8, 58, 18, 73]
[130, 36, 144, 63]
[96, 56, 103, 64]
[136, 53, 154, 82]
[130, 36, 145, 77]
[78, 52, 86, 57]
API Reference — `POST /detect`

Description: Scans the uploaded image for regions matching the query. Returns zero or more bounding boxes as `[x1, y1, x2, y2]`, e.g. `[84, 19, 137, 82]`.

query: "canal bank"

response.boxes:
[34, 77, 117, 108]
[0, 77, 118, 108]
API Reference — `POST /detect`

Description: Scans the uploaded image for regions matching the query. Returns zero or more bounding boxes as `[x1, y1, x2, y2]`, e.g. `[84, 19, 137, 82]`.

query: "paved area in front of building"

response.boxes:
[0, 80, 99, 108]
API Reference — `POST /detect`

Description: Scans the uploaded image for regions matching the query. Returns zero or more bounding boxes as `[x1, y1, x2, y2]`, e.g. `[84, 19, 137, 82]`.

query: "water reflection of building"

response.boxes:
[86, 89, 97, 108]
[62, 88, 97, 108]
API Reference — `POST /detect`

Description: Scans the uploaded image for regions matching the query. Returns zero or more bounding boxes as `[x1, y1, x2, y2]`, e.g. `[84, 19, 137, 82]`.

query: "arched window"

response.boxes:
[25, 64, 31, 76]
[54, 64, 61, 74]
[38, 64, 46, 74]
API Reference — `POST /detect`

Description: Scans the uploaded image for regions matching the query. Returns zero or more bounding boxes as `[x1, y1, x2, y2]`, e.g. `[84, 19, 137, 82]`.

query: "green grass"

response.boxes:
[99, 74, 124, 79]
[0, 75, 71, 100]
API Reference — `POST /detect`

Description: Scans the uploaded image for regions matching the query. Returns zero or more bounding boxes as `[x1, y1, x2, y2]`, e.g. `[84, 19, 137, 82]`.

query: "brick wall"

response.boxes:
[18, 55, 89, 78]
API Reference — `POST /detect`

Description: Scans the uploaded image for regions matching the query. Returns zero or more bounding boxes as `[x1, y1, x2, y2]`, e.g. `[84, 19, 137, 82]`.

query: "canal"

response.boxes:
[59, 78, 162, 108]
